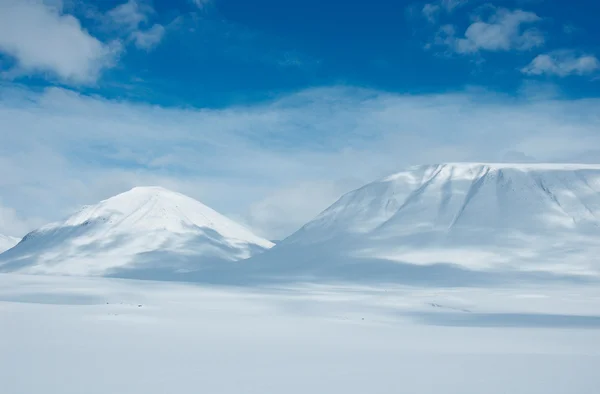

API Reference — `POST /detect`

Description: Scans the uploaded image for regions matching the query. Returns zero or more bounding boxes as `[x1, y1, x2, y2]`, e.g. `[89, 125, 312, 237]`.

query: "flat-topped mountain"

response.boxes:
[247, 163, 600, 283]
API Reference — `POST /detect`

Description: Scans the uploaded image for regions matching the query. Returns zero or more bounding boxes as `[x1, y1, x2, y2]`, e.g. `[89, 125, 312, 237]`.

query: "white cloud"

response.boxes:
[0, 201, 45, 238]
[522, 51, 600, 77]
[245, 180, 362, 240]
[0, 0, 119, 85]
[441, 8, 544, 54]
[422, 4, 441, 24]
[191, 0, 212, 9]
[563, 24, 580, 35]
[1, 85, 600, 238]
[105, 0, 166, 51]
[422, 0, 467, 23]
[107, 0, 149, 31]
[501, 150, 537, 163]
[517, 80, 561, 100]
[132, 24, 166, 50]
[441, 0, 468, 12]
[430, 24, 456, 49]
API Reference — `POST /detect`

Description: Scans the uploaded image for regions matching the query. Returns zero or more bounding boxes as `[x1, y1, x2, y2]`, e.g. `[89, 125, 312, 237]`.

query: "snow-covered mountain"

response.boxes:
[0, 234, 19, 253]
[248, 163, 600, 283]
[0, 186, 273, 277]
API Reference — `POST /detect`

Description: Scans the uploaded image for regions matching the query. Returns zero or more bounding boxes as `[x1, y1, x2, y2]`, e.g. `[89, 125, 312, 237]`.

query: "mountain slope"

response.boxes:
[0, 234, 19, 253]
[0, 187, 273, 277]
[248, 163, 600, 282]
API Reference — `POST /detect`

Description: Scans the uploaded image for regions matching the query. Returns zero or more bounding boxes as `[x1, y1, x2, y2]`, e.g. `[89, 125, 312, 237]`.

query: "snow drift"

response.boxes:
[0, 186, 273, 276]
[248, 163, 600, 283]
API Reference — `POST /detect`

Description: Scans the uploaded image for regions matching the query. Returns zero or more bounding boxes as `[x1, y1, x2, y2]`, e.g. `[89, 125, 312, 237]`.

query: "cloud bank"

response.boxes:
[2, 84, 600, 239]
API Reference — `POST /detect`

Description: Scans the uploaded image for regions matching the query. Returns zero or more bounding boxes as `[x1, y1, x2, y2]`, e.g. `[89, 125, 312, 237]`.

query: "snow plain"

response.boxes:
[1, 273, 600, 394]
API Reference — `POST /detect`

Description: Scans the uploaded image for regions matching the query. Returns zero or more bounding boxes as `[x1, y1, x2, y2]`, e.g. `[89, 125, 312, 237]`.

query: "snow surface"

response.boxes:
[0, 187, 273, 276]
[0, 234, 19, 253]
[1, 273, 599, 394]
[247, 163, 600, 282]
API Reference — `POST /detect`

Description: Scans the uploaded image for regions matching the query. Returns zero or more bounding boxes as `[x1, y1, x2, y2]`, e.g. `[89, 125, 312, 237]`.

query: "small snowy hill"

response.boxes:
[0, 187, 273, 277]
[248, 163, 600, 283]
[0, 234, 19, 253]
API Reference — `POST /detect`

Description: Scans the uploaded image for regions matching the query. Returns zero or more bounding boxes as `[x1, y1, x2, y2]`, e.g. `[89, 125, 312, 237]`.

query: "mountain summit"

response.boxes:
[0, 186, 273, 277]
[248, 163, 600, 283]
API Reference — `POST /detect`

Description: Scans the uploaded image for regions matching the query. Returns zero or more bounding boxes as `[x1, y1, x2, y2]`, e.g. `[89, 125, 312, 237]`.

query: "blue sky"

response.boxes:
[0, 0, 599, 239]
[5, 0, 600, 105]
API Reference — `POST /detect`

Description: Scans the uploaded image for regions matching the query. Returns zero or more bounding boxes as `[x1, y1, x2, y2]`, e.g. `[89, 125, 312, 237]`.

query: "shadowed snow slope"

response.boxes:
[0, 187, 273, 276]
[0, 234, 19, 253]
[248, 163, 600, 282]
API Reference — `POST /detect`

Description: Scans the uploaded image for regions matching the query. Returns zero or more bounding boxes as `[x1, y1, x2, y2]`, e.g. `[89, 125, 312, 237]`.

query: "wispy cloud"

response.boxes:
[107, 0, 151, 31]
[421, 0, 468, 23]
[441, 0, 468, 11]
[0, 200, 45, 238]
[105, 0, 167, 51]
[131, 24, 166, 51]
[422, 4, 441, 24]
[522, 50, 600, 77]
[1, 84, 600, 238]
[242, 180, 358, 240]
[0, 0, 120, 85]
[191, 0, 212, 9]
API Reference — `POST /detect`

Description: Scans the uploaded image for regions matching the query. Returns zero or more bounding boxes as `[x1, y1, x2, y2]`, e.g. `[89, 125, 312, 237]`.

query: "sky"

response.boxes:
[0, 0, 599, 240]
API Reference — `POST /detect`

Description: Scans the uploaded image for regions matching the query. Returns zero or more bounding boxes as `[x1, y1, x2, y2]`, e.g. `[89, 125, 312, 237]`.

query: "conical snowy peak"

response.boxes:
[0, 234, 19, 253]
[0, 187, 273, 277]
[51, 186, 271, 247]
[249, 163, 600, 282]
